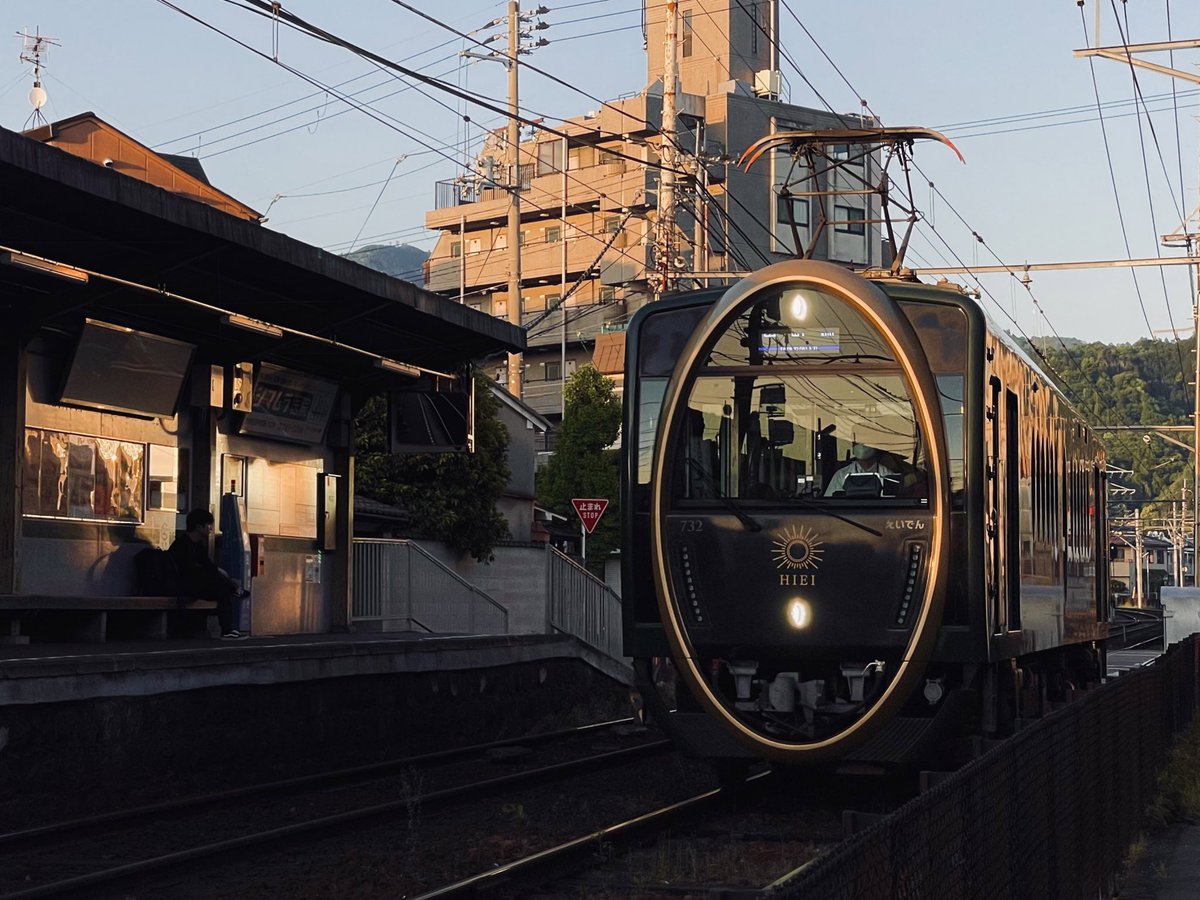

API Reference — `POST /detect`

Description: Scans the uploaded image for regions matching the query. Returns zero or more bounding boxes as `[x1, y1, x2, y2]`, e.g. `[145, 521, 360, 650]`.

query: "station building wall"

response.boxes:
[15, 333, 345, 636]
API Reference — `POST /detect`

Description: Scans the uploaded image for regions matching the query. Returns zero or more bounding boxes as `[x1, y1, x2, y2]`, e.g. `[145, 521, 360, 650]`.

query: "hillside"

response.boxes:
[344, 243, 428, 282]
[1028, 335, 1194, 512]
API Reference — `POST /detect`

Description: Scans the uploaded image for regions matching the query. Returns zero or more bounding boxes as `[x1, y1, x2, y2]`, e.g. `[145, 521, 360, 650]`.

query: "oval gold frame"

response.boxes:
[649, 261, 950, 763]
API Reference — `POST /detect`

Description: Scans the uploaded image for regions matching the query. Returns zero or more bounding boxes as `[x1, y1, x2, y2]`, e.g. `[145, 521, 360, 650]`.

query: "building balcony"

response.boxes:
[425, 231, 651, 294]
[426, 166, 655, 232]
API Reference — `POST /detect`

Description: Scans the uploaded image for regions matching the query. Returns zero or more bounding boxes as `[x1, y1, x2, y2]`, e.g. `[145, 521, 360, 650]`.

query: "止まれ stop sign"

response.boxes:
[571, 498, 609, 534]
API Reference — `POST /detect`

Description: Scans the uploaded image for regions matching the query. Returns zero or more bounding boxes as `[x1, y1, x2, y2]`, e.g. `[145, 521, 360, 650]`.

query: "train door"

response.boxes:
[1094, 464, 1108, 623]
[989, 376, 1003, 636]
[1005, 390, 1021, 631]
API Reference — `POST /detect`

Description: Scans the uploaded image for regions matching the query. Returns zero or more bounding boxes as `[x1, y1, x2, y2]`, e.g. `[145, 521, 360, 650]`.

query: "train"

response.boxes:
[621, 260, 1108, 768]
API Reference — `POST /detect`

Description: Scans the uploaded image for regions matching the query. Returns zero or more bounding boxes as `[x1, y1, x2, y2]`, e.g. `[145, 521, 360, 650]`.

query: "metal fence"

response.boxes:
[546, 545, 625, 661]
[775, 636, 1200, 900]
[352, 539, 508, 635]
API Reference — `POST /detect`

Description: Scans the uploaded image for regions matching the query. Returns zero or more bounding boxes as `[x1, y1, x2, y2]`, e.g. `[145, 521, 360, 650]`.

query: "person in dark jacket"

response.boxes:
[168, 508, 245, 640]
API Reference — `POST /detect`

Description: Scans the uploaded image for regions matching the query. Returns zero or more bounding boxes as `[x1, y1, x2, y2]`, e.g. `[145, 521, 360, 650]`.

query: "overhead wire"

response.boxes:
[1076, 1, 1191, 417]
[1164, 0, 1191, 236]
[226, 0, 692, 179]
[774, 1, 1142, 428]
[153, 0, 477, 174]
[1109, 0, 1190, 398]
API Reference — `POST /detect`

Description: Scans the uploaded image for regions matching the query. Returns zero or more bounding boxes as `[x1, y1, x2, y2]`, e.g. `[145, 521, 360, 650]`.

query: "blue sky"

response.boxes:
[3, 1, 1198, 346]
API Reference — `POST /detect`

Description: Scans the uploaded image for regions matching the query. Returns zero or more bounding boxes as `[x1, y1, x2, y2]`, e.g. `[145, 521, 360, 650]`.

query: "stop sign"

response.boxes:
[571, 498, 609, 534]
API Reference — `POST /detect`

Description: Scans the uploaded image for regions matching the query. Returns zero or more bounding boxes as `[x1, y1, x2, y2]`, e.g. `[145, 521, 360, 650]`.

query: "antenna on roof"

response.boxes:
[17, 27, 60, 130]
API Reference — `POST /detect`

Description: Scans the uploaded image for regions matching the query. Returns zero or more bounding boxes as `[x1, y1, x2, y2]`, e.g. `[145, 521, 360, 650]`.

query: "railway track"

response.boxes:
[408, 768, 919, 900]
[1109, 607, 1164, 651]
[0, 718, 671, 899]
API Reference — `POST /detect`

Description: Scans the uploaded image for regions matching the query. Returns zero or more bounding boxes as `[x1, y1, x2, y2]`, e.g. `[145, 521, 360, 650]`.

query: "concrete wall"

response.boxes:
[0, 655, 631, 828]
[19, 339, 187, 595]
[17, 337, 343, 634]
[417, 541, 549, 635]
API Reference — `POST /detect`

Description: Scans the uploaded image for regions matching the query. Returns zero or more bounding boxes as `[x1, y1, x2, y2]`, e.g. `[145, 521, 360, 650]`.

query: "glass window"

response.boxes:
[675, 372, 926, 503]
[23, 429, 145, 522]
[450, 241, 462, 258]
[834, 205, 865, 235]
[704, 286, 892, 369]
[776, 194, 809, 227]
[936, 375, 966, 504]
[682, 11, 693, 58]
[675, 287, 934, 504]
[545, 226, 561, 243]
[831, 144, 864, 166]
[536, 141, 564, 177]
[546, 361, 562, 381]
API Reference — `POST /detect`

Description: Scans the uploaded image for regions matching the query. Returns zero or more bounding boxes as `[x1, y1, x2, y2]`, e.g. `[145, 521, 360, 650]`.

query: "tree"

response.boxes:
[354, 374, 511, 561]
[537, 366, 622, 569]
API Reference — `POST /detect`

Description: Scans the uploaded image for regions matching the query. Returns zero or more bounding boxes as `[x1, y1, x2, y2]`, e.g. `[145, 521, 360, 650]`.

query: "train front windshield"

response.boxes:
[676, 286, 928, 505]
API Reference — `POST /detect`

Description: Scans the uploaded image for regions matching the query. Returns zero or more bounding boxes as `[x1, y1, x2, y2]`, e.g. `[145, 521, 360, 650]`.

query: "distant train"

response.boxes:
[621, 260, 1108, 767]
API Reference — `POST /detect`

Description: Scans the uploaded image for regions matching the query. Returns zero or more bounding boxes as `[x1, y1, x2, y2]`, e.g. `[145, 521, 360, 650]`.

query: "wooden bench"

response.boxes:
[0, 596, 219, 644]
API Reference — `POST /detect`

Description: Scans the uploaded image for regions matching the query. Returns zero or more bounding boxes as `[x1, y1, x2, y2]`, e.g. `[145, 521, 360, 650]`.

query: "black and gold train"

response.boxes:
[621, 261, 1108, 767]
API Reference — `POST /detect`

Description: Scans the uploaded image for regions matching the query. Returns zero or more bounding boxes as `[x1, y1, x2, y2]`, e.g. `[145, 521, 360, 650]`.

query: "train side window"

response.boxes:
[638, 306, 710, 377]
[936, 375, 965, 507]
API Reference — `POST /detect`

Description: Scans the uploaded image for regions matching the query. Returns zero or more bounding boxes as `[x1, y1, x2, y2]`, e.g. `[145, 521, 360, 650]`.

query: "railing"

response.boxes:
[774, 635, 1200, 899]
[352, 539, 508, 635]
[433, 178, 509, 209]
[546, 545, 625, 661]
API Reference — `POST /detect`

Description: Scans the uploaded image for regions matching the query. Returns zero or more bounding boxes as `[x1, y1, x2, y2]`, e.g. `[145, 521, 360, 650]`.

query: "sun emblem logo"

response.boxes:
[772, 525, 824, 570]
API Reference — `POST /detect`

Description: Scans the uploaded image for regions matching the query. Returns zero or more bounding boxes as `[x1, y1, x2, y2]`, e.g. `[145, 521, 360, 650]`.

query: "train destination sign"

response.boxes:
[571, 498, 609, 534]
[758, 327, 840, 356]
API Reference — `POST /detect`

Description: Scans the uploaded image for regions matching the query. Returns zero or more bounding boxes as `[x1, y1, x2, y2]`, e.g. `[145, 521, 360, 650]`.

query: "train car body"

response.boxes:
[621, 261, 1107, 766]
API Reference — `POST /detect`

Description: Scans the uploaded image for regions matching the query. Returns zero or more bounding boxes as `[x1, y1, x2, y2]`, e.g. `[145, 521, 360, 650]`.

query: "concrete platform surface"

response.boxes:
[0, 631, 634, 705]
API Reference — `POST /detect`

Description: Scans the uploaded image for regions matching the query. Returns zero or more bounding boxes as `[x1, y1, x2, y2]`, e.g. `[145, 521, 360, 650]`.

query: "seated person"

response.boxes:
[168, 508, 247, 641]
[823, 444, 897, 496]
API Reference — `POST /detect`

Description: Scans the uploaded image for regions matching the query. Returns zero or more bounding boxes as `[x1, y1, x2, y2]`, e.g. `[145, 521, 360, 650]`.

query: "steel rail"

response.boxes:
[408, 770, 774, 900]
[0, 716, 640, 849]
[0, 738, 673, 900]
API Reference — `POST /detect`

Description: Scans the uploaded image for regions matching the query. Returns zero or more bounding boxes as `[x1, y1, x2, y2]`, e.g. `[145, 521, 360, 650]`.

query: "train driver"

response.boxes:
[823, 443, 897, 496]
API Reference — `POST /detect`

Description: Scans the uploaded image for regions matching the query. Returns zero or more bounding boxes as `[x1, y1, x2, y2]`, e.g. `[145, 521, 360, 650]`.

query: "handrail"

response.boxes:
[352, 539, 508, 634]
[399, 540, 509, 620]
[546, 545, 625, 661]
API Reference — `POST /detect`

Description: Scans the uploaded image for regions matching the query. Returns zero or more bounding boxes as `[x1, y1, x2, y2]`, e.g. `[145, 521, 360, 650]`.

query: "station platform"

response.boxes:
[1107, 647, 1163, 678]
[0, 632, 636, 827]
[0, 630, 633, 705]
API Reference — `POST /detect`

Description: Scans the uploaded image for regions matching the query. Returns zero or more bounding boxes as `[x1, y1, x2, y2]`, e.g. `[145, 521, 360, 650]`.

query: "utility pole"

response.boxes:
[460, 4, 550, 398]
[1176, 488, 1186, 586]
[504, 0, 523, 397]
[653, 0, 679, 301]
[1135, 508, 1145, 607]
[560, 133, 568, 419]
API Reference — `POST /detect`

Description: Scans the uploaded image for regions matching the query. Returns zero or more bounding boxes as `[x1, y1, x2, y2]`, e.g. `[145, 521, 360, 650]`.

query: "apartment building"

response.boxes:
[423, 0, 883, 422]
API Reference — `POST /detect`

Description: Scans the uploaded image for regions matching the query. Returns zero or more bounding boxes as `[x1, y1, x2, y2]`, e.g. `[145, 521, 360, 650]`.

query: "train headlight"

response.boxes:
[781, 289, 813, 324]
[786, 597, 812, 630]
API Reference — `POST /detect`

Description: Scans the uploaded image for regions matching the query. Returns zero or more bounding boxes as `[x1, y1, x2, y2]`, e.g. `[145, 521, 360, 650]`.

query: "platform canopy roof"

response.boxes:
[0, 121, 523, 395]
